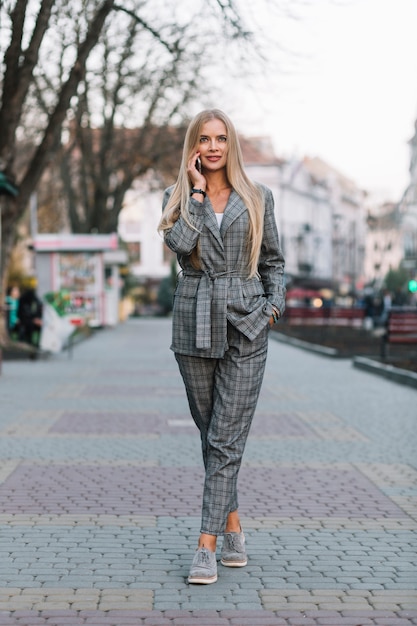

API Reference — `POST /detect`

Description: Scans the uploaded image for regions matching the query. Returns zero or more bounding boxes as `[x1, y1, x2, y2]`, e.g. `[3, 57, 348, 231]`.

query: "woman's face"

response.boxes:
[198, 118, 228, 173]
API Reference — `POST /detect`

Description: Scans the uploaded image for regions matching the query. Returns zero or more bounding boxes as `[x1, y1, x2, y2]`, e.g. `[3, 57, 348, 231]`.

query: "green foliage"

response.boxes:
[384, 266, 409, 292]
[44, 291, 72, 316]
[157, 276, 174, 314]
[157, 259, 177, 315]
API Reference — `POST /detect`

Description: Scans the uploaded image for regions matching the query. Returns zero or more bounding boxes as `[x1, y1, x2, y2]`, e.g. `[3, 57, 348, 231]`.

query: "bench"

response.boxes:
[284, 306, 365, 328]
[381, 308, 417, 358]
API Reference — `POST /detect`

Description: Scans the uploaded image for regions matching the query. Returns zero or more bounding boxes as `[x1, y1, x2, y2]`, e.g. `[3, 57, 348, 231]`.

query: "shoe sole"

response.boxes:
[188, 574, 218, 584]
[220, 558, 247, 567]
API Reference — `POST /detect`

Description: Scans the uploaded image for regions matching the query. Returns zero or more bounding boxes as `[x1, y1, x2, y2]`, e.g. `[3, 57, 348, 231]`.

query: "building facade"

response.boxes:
[245, 156, 367, 293]
[118, 137, 368, 297]
[364, 117, 417, 293]
[400, 119, 417, 279]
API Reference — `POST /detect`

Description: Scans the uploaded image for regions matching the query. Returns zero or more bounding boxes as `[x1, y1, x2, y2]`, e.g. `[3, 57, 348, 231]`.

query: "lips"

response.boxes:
[206, 156, 221, 162]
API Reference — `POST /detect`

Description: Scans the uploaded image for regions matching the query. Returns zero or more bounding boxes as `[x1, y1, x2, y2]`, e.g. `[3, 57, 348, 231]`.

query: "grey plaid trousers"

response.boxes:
[175, 321, 269, 535]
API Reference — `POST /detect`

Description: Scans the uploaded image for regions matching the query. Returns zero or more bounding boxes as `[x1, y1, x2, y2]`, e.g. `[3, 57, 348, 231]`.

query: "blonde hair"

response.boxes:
[158, 109, 265, 277]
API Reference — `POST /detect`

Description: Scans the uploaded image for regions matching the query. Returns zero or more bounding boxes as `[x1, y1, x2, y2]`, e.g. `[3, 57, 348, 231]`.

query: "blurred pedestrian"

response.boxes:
[363, 290, 375, 330]
[18, 284, 43, 346]
[5, 285, 20, 336]
[158, 109, 286, 584]
[379, 288, 392, 326]
[392, 288, 406, 306]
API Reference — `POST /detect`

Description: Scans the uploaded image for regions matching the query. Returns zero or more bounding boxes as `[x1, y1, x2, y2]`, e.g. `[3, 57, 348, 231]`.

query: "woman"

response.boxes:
[158, 109, 285, 584]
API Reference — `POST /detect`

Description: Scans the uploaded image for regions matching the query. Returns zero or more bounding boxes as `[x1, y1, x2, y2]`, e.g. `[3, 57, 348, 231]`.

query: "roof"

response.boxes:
[33, 233, 119, 252]
[303, 156, 363, 196]
[239, 135, 283, 166]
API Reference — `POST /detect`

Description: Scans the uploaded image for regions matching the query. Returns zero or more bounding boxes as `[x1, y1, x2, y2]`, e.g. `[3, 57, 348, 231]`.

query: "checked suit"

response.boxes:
[163, 184, 285, 535]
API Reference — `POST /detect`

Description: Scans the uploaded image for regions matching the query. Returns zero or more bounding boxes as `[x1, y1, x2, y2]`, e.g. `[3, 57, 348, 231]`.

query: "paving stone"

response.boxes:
[1, 319, 417, 625]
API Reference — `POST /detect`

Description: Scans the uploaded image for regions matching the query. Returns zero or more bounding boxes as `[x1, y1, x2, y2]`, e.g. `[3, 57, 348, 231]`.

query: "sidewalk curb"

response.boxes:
[353, 355, 417, 389]
[271, 331, 417, 389]
[270, 330, 339, 357]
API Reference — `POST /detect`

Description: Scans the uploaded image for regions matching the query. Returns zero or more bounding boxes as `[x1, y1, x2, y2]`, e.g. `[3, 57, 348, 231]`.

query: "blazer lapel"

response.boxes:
[220, 191, 246, 236]
[204, 201, 224, 249]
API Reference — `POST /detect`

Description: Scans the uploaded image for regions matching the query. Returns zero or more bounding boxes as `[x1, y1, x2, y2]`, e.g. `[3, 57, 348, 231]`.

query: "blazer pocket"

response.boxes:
[241, 280, 267, 313]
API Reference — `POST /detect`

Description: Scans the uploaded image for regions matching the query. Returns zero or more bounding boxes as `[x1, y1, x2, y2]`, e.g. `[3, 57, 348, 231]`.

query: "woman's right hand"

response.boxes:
[187, 152, 206, 189]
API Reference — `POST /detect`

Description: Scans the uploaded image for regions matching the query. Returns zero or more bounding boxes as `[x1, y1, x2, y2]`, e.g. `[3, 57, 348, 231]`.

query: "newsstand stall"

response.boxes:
[33, 233, 121, 328]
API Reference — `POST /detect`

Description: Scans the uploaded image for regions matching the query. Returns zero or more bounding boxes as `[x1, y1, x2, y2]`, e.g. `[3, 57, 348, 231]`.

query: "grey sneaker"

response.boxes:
[221, 531, 247, 567]
[188, 547, 218, 584]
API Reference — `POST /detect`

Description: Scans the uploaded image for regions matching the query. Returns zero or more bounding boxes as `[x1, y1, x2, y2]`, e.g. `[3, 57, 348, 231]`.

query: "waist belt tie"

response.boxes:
[183, 269, 244, 350]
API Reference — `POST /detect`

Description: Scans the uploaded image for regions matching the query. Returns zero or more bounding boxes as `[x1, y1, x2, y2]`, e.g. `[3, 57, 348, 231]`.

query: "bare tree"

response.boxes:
[1, 0, 283, 348]
[0, 0, 116, 325]
[40, 0, 259, 235]
[57, 10, 203, 234]
[0, 0, 251, 343]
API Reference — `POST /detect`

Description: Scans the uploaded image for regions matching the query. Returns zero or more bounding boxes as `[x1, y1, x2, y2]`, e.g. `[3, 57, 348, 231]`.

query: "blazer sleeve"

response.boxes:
[258, 187, 286, 315]
[162, 188, 206, 255]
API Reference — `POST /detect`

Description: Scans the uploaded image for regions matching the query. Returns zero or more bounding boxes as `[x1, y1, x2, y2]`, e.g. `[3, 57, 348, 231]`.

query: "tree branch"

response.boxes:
[113, 4, 175, 53]
[18, 0, 115, 207]
[0, 0, 55, 168]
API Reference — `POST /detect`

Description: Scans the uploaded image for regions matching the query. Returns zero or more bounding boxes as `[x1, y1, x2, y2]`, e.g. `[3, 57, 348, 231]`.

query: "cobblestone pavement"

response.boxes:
[0, 318, 416, 626]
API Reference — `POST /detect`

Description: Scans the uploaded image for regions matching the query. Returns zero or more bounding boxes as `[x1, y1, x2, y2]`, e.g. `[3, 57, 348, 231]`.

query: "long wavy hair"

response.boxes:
[158, 109, 265, 277]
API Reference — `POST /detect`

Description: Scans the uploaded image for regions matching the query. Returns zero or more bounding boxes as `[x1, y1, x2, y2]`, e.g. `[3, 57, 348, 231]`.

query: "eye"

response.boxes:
[199, 136, 209, 143]
[218, 135, 227, 142]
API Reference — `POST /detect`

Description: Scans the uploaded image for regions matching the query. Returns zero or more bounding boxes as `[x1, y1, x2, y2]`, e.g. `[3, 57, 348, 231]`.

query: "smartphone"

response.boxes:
[195, 157, 201, 172]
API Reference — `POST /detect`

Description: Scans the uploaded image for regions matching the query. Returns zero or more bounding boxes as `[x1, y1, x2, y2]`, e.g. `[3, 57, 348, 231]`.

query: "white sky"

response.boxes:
[210, 0, 417, 203]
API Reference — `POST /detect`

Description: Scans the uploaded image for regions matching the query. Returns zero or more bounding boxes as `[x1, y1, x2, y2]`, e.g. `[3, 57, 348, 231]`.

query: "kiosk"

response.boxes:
[33, 233, 126, 327]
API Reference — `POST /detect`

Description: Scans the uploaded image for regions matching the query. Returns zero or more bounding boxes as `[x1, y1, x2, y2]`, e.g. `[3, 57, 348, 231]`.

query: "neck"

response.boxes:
[205, 170, 230, 193]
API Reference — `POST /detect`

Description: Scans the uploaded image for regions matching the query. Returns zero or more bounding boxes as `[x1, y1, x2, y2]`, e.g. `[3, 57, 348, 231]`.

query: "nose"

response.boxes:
[209, 139, 218, 151]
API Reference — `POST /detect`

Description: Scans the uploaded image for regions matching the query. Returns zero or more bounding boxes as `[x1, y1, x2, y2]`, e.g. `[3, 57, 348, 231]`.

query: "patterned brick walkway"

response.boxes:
[0, 318, 416, 625]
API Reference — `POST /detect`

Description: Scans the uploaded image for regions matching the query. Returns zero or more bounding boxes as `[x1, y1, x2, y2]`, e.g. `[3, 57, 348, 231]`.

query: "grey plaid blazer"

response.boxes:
[163, 184, 286, 357]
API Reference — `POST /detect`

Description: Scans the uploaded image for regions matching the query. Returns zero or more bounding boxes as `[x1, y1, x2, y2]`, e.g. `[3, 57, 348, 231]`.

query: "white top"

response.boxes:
[215, 213, 224, 227]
